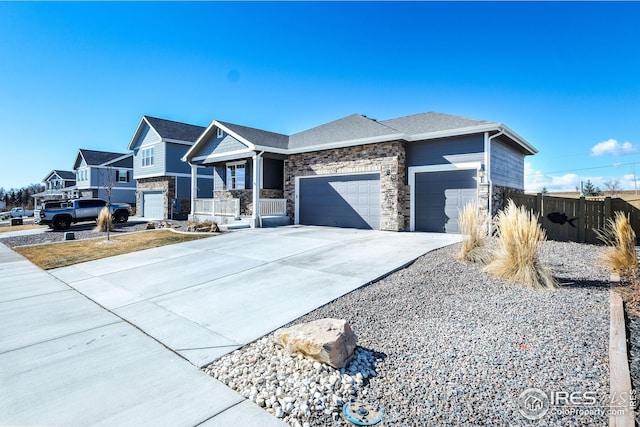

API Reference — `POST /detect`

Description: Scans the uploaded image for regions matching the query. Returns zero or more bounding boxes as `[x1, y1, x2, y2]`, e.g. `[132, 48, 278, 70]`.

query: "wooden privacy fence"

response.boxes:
[504, 192, 640, 244]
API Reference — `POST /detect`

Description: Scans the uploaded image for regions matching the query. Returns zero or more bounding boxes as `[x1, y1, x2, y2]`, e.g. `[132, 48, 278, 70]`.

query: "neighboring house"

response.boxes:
[127, 116, 213, 219]
[73, 149, 135, 204]
[183, 112, 537, 233]
[32, 170, 78, 207]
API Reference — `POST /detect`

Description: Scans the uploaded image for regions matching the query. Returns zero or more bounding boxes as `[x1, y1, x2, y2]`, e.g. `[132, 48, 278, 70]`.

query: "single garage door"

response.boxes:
[142, 191, 164, 219]
[414, 169, 477, 233]
[299, 173, 380, 230]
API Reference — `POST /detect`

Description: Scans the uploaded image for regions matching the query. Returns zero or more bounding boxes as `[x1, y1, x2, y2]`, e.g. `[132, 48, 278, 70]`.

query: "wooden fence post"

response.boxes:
[578, 196, 586, 243]
[536, 193, 543, 224]
[604, 196, 612, 222]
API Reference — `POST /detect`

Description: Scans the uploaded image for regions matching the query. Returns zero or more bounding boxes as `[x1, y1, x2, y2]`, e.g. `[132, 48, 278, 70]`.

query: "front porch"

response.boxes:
[192, 197, 289, 229]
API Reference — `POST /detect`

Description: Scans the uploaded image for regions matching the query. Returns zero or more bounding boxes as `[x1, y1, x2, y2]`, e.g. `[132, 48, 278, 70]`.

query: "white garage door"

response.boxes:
[142, 191, 164, 219]
[298, 173, 380, 230]
[414, 169, 477, 233]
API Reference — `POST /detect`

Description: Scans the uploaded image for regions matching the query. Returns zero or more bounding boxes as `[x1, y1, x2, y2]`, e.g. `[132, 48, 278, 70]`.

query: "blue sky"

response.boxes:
[1, 1, 639, 192]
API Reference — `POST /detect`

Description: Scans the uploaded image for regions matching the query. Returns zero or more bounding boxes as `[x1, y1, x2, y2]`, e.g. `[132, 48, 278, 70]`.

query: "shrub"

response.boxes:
[596, 211, 638, 275]
[456, 202, 491, 264]
[96, 206, 114, 232]
[484, 200, 557, 290]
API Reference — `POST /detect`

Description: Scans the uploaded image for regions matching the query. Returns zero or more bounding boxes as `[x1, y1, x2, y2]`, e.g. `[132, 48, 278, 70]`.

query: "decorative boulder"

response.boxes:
[273, 318, 357, 368]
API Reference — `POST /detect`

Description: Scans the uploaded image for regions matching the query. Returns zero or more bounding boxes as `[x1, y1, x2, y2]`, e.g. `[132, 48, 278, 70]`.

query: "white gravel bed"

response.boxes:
[204, 240, 610, 426]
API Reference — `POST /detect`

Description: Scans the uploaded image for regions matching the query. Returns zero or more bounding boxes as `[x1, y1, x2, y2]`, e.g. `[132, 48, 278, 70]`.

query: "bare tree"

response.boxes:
[603, 179, 621, 197]
[99, 166, 115, 240]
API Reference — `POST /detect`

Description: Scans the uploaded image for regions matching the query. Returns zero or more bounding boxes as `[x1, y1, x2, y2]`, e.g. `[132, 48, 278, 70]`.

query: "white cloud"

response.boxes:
[524, 162, 582, 192]
[590, 139, 637, 156]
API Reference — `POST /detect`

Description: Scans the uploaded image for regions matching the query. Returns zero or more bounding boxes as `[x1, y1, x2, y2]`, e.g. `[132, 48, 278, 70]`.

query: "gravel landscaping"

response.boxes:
[205, 240, 611, 426]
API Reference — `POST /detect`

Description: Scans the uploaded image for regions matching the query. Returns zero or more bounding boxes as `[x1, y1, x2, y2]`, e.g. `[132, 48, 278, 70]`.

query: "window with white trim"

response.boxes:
[117, 169, 129, 182]
[141, 147, 154, 167]
[217, 128, 224, 138]
[226, 161, 245, 190]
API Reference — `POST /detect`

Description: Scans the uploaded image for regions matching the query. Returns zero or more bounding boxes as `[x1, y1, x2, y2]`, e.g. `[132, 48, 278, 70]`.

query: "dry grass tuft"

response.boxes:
[14, 230, 211, 270]
[484, 200, 557, 290]
[95, 207, 114, 232]
[596, 211, 638, 275]
[455, 202, 491, 264]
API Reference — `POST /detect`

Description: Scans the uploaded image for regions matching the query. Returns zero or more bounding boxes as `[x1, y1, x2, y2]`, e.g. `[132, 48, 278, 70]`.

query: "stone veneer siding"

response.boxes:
[136, 176, 176, 219]
[284, 141, 406, 231]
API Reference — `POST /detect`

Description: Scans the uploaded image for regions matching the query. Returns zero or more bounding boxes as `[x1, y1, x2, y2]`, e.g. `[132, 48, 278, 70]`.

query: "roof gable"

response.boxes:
[74, 149, 131, 169]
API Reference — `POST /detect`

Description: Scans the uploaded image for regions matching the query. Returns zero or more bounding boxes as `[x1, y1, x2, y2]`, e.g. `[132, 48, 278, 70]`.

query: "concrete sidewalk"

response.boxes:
[0, 244, 286, 427]
[1, 226, 460, 426]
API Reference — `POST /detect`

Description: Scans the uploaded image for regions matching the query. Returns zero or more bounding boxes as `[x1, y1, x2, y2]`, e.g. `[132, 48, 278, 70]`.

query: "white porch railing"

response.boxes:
[195, 198, 241, 217]
[260, 198, 287, 216]
[194, 198, 213, 215]
[213, 198, 240, 217]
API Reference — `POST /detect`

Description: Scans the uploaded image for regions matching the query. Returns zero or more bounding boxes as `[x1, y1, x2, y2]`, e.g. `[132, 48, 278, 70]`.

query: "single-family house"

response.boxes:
[73, 149, 135, 204]
[32, 170, 78, 207]
[128, 116, 213, 219]
[183, 112, 537, 233]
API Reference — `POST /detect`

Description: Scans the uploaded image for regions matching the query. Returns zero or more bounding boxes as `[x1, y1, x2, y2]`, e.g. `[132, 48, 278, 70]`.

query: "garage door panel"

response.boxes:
[299, 174, 380, 230]
[415, 169, 477, 233]
[142, 191, 164, 219]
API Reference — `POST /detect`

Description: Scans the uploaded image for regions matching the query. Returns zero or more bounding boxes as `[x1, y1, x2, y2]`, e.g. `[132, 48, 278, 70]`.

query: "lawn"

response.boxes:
[14, 229, 212, 270]
[0, 224, 47, 233]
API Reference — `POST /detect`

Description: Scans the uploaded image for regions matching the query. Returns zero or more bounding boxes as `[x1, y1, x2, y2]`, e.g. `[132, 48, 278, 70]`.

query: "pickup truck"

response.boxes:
[37, 198, 132, 230]
[1, 207, 35, 220]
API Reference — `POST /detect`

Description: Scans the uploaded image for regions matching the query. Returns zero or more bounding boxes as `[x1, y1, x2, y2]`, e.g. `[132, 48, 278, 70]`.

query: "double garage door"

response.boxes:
[298, 174, 380, 230]
[141, 191, 164, 219]
[296, 169, 478, 233]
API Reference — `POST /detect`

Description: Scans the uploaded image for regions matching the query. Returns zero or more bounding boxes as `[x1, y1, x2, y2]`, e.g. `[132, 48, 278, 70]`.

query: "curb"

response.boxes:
[609, 273, 636, 427]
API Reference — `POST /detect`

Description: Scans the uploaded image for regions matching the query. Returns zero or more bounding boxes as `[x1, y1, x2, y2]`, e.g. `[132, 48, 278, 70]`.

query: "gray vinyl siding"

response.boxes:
[263, 158, 284, 190]
[406, 135, 485, 171]
[491, 137, 525, 189]
[190, 133, 248, 159]
[133, 123, 161, 149]
[133, 141, 165, 178]
[165, 142, 191, 175]
[97, 187, 136, 204]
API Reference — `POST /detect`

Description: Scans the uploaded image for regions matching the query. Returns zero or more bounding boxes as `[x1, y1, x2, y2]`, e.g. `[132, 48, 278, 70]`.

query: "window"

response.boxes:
[226, 162, 245, 190]
[217, 128, 224, 138]
[117, 169, 129, 182]
[141, 147, 154, 167]
[77, 168, 88, 181]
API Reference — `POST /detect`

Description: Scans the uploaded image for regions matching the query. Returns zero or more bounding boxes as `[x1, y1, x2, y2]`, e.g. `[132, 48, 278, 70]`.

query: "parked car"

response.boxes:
[34, 200, 70, 222]
[37, 198, 131, 230]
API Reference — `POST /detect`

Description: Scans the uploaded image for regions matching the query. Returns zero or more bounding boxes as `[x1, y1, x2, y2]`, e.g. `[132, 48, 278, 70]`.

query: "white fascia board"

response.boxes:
[127, 116, 161, 151]
[286, 133, 405, 154]
[163, 138, 195, 146]
[253, 145, 289, 155]
[103, 153, 134, 167]
[191, 148, 254, 164]
[182, 120, 254, 162]
[407, 123, 538, 156]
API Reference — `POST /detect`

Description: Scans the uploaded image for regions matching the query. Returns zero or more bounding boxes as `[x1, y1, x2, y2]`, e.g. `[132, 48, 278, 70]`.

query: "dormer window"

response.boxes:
[217, 128, 224, 138]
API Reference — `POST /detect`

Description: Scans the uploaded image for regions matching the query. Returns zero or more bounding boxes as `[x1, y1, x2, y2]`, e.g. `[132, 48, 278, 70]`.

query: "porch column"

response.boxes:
[252, 153, 262, 228]
[190, 163, 198, 218]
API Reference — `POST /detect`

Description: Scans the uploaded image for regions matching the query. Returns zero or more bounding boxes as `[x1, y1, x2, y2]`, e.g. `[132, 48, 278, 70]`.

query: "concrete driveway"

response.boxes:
[51, 226, 461, 367]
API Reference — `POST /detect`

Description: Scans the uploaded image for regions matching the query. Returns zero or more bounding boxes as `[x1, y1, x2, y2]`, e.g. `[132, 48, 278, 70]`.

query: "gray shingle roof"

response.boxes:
[380, 112, 492, 135]
[145, 116, 206, 143]
[218, 121, 289, 149]
[79, 149, 128, 166]
[53, 170, 76, 180]
[288, 114, 401, 149]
